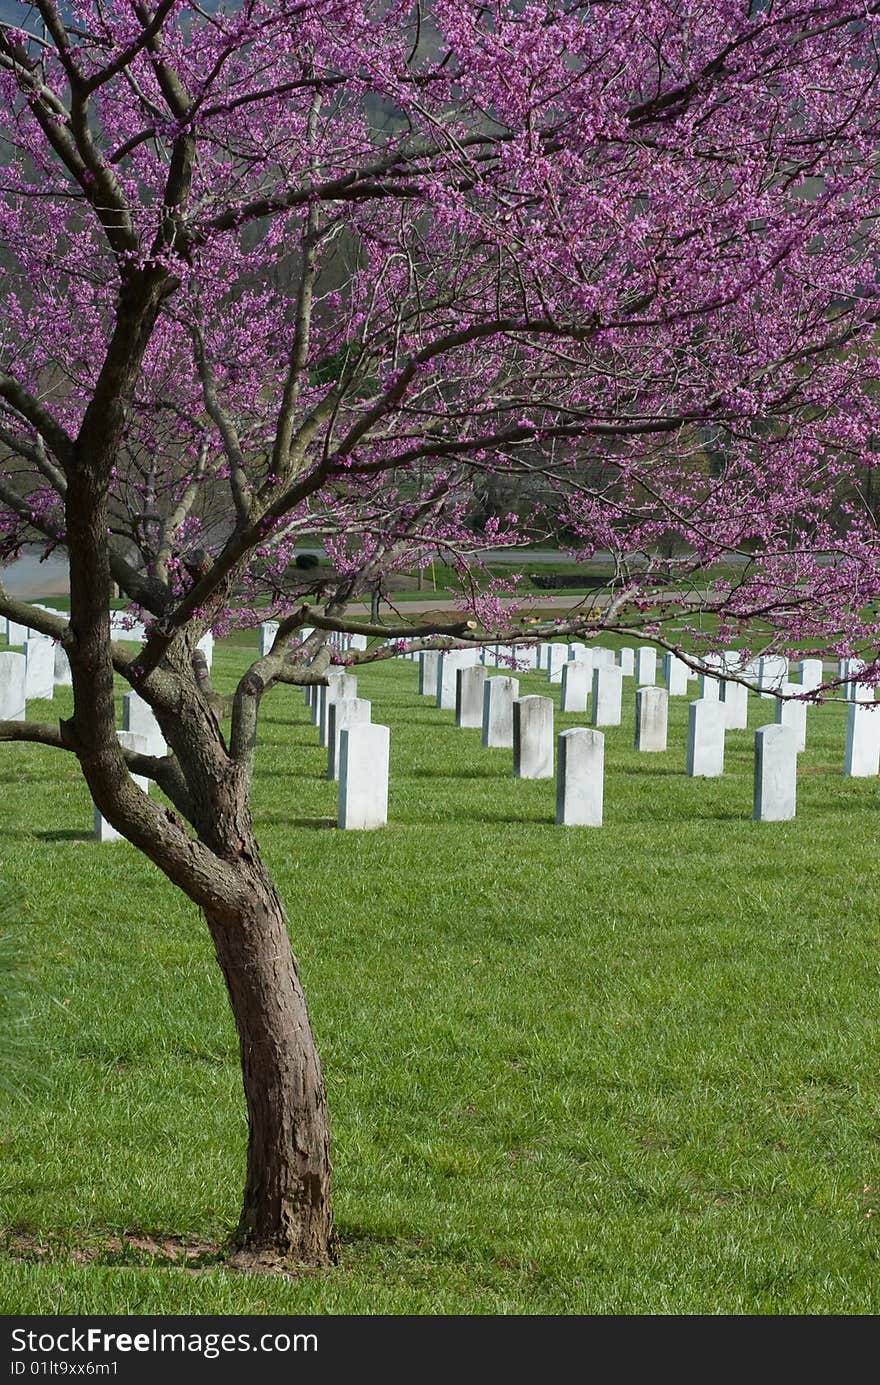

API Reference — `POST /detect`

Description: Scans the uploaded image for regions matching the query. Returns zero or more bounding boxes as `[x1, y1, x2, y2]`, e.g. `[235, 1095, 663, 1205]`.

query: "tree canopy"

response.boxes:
[0, 1, 878, 662]
[1, 0, 880, 1266]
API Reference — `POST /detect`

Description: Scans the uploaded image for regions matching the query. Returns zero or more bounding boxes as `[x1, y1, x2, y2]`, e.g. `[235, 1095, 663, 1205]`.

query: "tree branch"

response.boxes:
[191, 325, 253, 522]
[0, 376, 76, 469]
[82, 0, 178, 95]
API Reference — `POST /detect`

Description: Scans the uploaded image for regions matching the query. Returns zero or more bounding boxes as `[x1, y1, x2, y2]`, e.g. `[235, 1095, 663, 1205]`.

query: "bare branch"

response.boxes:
[191, 325, 253, 522]
[0, 376, 76, 468]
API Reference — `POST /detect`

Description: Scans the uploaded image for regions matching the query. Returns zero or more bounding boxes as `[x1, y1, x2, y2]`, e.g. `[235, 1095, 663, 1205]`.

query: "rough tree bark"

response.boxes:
[206, 864, 333, 1267]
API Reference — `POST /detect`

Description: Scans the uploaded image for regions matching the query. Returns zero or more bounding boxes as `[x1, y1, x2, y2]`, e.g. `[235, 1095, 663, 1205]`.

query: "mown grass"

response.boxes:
[0, 637, 879, 1314]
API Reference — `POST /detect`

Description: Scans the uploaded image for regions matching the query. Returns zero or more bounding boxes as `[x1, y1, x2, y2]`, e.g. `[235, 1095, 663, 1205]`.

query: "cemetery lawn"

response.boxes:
[1, 643, 879, 1314]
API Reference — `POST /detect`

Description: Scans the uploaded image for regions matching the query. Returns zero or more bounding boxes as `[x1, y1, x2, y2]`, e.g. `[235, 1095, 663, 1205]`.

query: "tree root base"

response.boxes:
[227, 1240, 337, 1275]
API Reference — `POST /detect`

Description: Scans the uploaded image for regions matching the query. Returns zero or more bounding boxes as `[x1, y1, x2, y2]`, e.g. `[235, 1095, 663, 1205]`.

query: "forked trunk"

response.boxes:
[205, 867, 333, 1268]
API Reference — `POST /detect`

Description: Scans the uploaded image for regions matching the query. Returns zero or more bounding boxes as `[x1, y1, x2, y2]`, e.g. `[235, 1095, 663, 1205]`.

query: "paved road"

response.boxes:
[2, 552, 70, 597]
[0, 548, 610, 597]
[0, 551, 703, 617]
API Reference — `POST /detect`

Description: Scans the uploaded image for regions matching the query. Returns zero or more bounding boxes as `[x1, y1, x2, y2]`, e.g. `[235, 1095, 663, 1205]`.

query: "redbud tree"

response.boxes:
[1, 0, 879, 1266]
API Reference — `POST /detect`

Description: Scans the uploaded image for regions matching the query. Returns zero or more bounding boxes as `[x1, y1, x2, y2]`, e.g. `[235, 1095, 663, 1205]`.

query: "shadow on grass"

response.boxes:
[614, 764, 683, 777]
[407, 766, 505, 780]
[256, 736, 321, 747]
[259, 769, 330, 781]
[36, 829, 93, 843]
[0, 827, 91, 842]
[258, 815, 336, 830]
[398, 809, 553, 826]
[260, 715, 314, 728]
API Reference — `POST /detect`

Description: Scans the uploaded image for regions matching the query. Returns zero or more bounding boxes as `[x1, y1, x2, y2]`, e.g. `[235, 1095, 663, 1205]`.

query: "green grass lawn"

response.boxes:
[0, 638, 879, 1313]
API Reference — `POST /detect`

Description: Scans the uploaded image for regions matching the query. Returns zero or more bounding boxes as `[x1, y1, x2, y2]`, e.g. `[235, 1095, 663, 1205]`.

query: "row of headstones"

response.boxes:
[1, 610, 215, 657]
[0, 607, 74, 704]
[257, 621, 369, 657]
[403, 638, 872, 700]
[447, 672, 801, 823]
[411, 645, 880, 780]
[98, 670, 391, 838]
[92, 635, 880, 839]
[0, 613, 215, 718]
[300, 670, 388, 828]
[3, 610, 150, 647]
[256, 624, 382, 826]
[552, 720, 799, 825]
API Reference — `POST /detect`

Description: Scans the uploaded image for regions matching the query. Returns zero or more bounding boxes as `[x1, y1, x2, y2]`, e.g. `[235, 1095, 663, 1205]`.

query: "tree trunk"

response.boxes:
[205, 867, 333, 1268]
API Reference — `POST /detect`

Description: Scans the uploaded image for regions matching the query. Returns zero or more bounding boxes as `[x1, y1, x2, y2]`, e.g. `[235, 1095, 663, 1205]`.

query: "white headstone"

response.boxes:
[327, 696, 371, 780]
[664, 652, 689, 696]
[259, 620, 279, 656]
[53, 643, 73, 687]
[618, 647, 635, 677]
[753, 723, 796, 820]
[0, 652, 26, 720]
[635, 647, 657, 686]
[720, 678, 749, 730]
[109, 612, 146, 642]
[510, 644, 534, 671]
[556, 728, 604, 826]
[95, 731, 151, 841]
[635, 686, 668, 752]
[591, 666, 623, 727]
[482, 676, 520, 748]
[6, 619, 28, 647]
[456, 665, 487, 728]
[310, 679, 322, 725]
[196, 632, 214, 669]
[122, 690, 166, 755]
[843, 700, 880, 777]
[799, 658, 824, 692]
[436, 650, 476, 709]
[560, 660, 590, 714]
[117, 729, 151, 771]
[338, 723, 390, 829]
[686, 699, 725, 777]
[419, 650, 441, 696]
[350, 633, 368, 651]
[774, 684, 807, 752]
[592, 647, 616, 670]
[546, 644, 568, 683]
[319, 672, 357, 746]
[24, 638, 54, 699]
[849, 661, 874, 704]
[513, 696, 554, 779]
[758, 654, 788, 699]
[838, 656, 863, 700]
[435, 652, 459, 709]
[741, 658, 762, 690]
[698, 672, 721, 702]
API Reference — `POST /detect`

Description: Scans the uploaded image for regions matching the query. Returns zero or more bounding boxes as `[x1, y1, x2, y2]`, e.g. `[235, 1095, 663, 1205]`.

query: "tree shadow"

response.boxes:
[408, 766, 505, 780]
[257, 739, 321, 750]
[259, 815, 336, 830]
[259, 768, 330, 781]
[614, 764, 682, 777]
[35, 829, 92, 842]
[443, 809, 555, 826]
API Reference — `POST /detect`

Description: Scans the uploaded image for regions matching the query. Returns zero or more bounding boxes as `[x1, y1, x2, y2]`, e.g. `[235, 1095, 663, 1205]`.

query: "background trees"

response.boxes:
[1, 0, 879, 1266]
